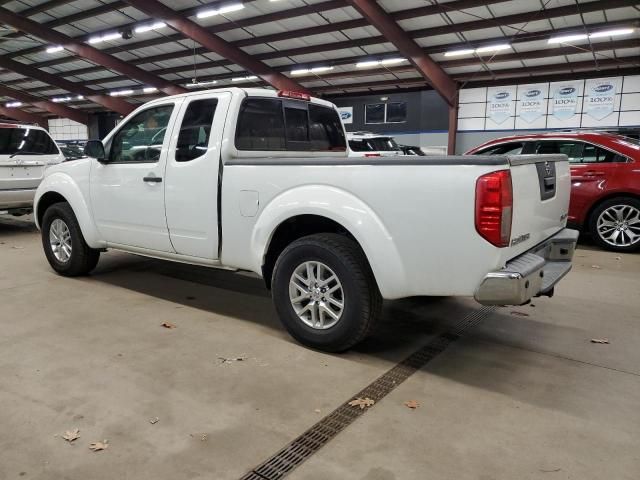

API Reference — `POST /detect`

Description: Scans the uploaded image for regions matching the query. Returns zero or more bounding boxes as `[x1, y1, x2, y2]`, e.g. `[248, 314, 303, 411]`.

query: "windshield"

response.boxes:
[0, 127, 58, 156]
[349, 137, 400, 152]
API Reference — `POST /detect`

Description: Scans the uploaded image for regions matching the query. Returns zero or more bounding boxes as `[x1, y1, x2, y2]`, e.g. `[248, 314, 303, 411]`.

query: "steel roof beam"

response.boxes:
[0, 6, 186, 96]
[1, 0, 502, 76]
[0, 106, 49, 129]
[122, 0, 310, 94]
[0, 84, 88, 125]
[340, 0, 458, 104]
[0, 56, 136, 116]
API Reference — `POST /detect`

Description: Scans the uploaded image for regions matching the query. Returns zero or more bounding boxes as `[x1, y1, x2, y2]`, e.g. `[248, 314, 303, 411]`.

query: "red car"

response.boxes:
[467, 132, 640, 252]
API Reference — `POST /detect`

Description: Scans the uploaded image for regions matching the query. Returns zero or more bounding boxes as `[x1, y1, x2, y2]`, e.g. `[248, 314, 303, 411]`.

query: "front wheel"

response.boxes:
[41, 202, 100, 276]
[271, 233, 382, 352]
[589, 197, 640, 253]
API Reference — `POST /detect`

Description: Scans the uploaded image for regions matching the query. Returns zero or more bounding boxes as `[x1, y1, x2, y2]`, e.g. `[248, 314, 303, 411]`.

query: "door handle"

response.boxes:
[583, 171, 605, 177]
[143, 176, 162, 183]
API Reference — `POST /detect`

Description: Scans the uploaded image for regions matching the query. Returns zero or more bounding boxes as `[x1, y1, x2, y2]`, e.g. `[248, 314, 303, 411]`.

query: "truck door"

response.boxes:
[164, 91, 232, 259]
[89, 101, 178, 252]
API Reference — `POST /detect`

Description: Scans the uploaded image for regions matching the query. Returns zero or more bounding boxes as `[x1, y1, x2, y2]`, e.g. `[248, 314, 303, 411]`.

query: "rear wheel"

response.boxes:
[271, 233, 382, 352]
[589, 197, 640, 252]
[41, 202, 100, 276]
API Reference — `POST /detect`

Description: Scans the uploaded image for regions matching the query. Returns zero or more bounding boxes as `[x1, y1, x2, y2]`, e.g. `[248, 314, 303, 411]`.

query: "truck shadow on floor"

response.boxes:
[91, 253, 464, 359]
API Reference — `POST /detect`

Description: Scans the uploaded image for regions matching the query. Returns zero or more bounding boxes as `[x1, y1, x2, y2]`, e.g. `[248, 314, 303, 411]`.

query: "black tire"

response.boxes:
[41, 202, 100, 276]
[588, 196, 640, 253]
[271, 233, 382, 352]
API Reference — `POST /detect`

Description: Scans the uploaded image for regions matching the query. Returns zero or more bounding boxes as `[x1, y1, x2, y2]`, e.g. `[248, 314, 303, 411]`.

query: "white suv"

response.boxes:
[0, 123, 63, 215]
[346, 131, 403, 157]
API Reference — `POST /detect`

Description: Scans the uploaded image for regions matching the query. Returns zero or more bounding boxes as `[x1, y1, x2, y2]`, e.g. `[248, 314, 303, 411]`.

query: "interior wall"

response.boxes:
[47, 118, 88, 141]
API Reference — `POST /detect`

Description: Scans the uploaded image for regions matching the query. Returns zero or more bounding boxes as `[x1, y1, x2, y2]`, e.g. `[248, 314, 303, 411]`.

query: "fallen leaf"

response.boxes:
[149, 417, 159, 424]
[89, 440, 108, 452]
[591, 265, 602, 269]
[591, 338, 610, 344]
[510, 311, 529, 317]
[615, 256, 621, 261]
[348, 397, 375, 409]
[404, 400, 420, 409]
[62, 428, 80, 442]
[161, 322, 176, 329]
[217, 356, 247, 364]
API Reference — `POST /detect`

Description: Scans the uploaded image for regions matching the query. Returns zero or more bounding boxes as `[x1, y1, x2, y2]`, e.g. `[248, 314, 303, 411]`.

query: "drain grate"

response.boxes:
[239, 306, 495, 480]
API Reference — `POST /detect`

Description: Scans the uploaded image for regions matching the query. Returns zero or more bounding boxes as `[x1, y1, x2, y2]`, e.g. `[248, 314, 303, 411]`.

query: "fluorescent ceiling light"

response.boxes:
[88, 32, 122, 44]
[291, 66, 334, 75]
[110, 89, 134, 96]
[589, 28, 635, 38]
[231, 75, 257, 82]
[475, 44, 511, 53]
[444, 48, 475, 57]
[356, 58, 406, 68]
[547, 33, 588, 44]
[142, 87, 158, 93]
[197, 3, 244, 18]
[134, 22, 166, 34]
[52, 96, 72, 103]
[185, 80, 218, 88]
[356, 60, 381, 68]
[46, 45, 64, 53]
[76, 95, 84, 100]
[6, 101, 22, 108]
[380, 58, 406, 65]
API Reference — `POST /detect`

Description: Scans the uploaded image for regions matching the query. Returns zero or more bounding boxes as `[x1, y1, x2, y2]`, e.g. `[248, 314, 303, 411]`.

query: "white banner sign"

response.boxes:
[518, 85, 545, 123]
[585, 80, 616, 120]
[488, 90, 512, 124]
[552, 84, 579, 121]
[338, 106, 353, 124]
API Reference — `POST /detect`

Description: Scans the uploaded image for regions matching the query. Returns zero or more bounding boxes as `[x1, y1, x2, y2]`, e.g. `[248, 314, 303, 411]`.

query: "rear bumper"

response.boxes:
[0, 188, 36, 212]
[474, 228, 579, 306]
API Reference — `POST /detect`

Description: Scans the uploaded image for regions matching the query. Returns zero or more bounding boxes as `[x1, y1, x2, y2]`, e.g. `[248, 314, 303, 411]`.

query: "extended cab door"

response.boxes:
[164, 91, 232, 259]
[90, 102, 179, 251]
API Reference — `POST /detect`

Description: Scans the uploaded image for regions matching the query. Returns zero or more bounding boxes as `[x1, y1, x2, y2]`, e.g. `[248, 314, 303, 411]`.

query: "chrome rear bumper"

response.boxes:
[475, 228, 579, 306]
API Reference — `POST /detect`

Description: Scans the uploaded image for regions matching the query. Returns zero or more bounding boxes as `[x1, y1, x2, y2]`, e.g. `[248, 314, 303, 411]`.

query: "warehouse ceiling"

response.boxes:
[0, 0, 638, 119]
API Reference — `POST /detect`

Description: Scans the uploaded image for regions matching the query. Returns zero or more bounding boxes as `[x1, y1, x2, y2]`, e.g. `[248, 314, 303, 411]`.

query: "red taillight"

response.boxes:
[475, 170, 513, 247]
[364, 153, 381, 157]
[277, 90, 311, 101]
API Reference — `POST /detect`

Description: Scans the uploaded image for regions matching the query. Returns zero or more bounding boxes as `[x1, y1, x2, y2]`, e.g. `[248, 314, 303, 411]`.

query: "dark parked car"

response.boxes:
[467, 132, 640, 252]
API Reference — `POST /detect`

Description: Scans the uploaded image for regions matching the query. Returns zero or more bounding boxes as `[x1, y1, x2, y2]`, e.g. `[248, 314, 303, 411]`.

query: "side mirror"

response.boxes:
[84, 140, 106, 162]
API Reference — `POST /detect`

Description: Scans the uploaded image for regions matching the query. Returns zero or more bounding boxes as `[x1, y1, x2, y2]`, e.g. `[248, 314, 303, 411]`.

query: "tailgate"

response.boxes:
[505, 154, 571, 258]
[0, 158, 46, 191]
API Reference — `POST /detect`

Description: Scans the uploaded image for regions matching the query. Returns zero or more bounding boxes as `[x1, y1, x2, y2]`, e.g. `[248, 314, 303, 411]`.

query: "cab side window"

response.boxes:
[235, 98, 346, 152]
[108, 105, 173, 163]
[176, 98, 217, 162]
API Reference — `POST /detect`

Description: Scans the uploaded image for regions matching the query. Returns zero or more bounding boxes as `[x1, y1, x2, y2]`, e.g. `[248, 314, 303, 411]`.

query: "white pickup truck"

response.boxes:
[34, 88, 578, 351]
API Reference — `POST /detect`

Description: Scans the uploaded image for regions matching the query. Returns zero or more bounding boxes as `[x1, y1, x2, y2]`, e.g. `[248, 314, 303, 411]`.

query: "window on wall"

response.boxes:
[365, 102, 407, 124]
[365, 104, 385, 124]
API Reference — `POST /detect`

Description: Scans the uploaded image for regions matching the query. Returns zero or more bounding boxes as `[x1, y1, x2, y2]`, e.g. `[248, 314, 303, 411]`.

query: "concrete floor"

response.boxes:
[1, 215, 639, 480]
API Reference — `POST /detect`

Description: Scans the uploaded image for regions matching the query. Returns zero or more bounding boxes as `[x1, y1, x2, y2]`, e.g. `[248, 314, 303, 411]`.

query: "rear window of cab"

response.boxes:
[235, 98, 346, 152]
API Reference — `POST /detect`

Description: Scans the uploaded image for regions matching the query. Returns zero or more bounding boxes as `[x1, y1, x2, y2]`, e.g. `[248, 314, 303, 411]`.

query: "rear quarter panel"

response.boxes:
[220, 158, 514, 299]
